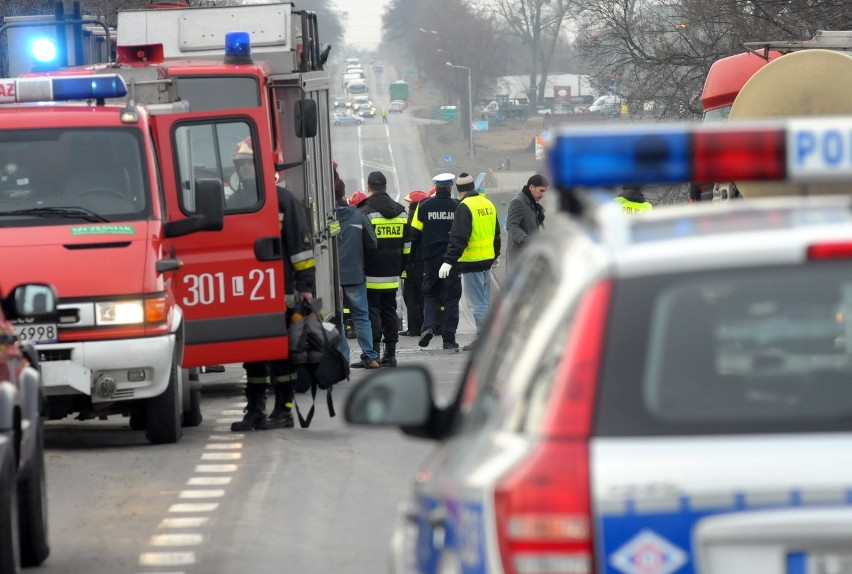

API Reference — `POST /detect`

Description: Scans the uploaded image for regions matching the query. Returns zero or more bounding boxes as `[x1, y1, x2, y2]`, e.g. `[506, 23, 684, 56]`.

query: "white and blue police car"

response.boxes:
[346, 117, 852, 574]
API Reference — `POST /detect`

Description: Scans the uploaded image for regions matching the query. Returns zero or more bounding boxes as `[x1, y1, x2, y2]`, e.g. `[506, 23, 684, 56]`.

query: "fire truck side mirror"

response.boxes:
[295, 99, 318, 138]
[164, 179, 225, 238]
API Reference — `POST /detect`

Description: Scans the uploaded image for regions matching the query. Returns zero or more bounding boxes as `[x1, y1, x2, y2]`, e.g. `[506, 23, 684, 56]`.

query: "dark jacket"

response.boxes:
[506, 186, 544, 266]
[359, 191, 408, 290]
[278, 186, 316, 294]
[405, 200, 425, 271]
[335, 199, 377, 286]
[444, 191, 501, 274]
[410, 190, 459, 262]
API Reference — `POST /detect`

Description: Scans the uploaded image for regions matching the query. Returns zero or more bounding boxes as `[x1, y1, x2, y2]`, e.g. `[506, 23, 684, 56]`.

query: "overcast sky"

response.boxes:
[336, 0, 390, 50]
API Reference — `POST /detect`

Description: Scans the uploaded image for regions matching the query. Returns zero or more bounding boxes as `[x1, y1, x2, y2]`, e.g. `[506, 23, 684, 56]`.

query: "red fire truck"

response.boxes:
[0, 2, 339, 443]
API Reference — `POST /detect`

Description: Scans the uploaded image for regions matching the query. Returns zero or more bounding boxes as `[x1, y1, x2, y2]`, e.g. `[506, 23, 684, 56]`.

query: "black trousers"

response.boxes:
[402, 263, 424, 334]
[367, 288, 400, 347]
[422, 258, 461, 343]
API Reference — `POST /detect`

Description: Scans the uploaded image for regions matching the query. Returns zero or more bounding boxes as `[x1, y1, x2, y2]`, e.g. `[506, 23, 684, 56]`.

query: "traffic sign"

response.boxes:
[443, 154, 453, 164]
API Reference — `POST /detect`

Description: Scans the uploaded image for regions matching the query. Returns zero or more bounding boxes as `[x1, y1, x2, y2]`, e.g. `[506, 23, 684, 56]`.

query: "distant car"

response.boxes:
[332, 113, 364, 126]
[388, 100, 405, 113]
[355, 104, 376, 118]
[333, 97, 349, 110]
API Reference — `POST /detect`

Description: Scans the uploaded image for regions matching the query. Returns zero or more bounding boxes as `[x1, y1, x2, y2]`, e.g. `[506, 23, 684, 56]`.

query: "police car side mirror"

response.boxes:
[164, 179, 225, 238]
[345, 366, 433, 428]
[2, 284, 57, 320]
[295, 99, 318, 138]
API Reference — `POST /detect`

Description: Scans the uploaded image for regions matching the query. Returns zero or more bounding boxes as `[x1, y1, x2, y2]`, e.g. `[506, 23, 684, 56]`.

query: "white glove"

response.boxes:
[492, 257, 501, 268]
[439, 263, 452, 279]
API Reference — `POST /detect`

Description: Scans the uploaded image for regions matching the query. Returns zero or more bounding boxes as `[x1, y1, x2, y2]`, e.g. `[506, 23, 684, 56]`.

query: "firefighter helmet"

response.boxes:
[233, 138, 254, 163]
[349, 191, 367, 206]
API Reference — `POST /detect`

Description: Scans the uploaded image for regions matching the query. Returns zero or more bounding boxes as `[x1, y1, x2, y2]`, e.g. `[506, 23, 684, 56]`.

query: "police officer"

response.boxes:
[359, 171, 408, 367]
[441, 172, 501, 350]
[413, 173, 462, 351]
[231, 139, 316, 431]
[616, 184, 654, 213]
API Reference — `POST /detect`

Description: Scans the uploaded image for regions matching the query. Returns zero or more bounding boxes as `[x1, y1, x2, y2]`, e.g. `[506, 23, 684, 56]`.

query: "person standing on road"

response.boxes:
[441, 172, 500, 351]
[400, 190, 428, 337]
[506, 174, 548, 269]
[359, 171, 409, 367]
[412, 174, 461, 351]
[335, 179, 380, 369]
[381, 108, 388, 124]
[616, 184, 654, 214]
[231, 139, 316, 432]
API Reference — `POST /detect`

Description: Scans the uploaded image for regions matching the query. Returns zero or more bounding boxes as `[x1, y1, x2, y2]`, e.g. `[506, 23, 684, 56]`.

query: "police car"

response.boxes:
[345, 117, 852, 574]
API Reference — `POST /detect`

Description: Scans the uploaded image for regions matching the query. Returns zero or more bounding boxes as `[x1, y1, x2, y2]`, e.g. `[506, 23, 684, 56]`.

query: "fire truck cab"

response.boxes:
[1, 2, 339, 443]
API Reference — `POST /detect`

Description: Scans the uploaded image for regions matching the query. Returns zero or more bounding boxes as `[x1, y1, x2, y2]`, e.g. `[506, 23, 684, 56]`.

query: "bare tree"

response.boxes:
[489, 0, 574, 112]
[575, 0, 852, 119]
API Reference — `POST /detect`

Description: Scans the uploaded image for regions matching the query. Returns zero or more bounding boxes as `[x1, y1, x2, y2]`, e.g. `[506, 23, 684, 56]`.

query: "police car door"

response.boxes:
[158, 114, 289, 368]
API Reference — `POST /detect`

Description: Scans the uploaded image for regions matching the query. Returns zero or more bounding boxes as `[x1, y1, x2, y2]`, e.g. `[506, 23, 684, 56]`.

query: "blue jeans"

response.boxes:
[340, 284, 378, 362]
[462, 270, 491, 334]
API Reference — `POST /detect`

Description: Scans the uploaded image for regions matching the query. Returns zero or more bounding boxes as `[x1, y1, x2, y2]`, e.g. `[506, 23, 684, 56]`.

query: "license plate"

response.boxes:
[788, 552, 852, 574]
[13, 322, 58, 344]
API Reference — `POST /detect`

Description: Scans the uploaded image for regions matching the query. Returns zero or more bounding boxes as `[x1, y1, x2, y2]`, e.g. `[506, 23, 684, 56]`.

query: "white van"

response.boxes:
[589, 94, 622, 116]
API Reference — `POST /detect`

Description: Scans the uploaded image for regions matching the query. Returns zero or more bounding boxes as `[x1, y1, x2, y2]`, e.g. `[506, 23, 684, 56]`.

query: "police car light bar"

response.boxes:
[548, 117, 852, 188]
[0, 75, 127, 104]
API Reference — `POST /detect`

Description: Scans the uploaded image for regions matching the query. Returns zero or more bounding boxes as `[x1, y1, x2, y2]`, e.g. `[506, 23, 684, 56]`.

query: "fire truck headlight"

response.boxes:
[96, 300, 145, 325]
[31, 38, 57, 64]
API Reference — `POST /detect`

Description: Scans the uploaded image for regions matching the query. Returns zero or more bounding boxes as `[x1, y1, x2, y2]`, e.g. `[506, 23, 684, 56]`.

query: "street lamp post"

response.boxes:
[446, 62, 474, 157]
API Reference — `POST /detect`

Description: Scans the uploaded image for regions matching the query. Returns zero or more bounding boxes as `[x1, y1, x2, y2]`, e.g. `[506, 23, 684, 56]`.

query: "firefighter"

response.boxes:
[359, 171, 408, 367]
[231, 139, 316, 431]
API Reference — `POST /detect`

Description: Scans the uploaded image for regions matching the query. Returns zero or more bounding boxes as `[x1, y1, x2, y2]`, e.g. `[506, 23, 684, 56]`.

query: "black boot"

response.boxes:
[381, 342, 397, 367]
[259, 383, 295, 430]
[230, 384, 268, 431]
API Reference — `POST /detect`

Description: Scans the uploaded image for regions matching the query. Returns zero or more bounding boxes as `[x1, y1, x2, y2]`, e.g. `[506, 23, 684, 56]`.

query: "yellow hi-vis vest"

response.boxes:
[458, 195, 497, 263]
[615, 196, 653, 214]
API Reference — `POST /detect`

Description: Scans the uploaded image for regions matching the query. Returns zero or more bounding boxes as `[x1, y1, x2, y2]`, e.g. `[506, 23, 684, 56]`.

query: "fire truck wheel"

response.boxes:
[17, 421, 49, 567]
[0, 442, 20, 574]
[145, 352, 183, 445]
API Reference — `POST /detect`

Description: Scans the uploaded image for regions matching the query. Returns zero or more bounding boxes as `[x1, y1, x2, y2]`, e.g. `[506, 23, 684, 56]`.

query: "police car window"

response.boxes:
[0, 128, 150, 225]
[461, 255, 558, 431]
[597, 264, 852, 435]
[174, 121, 259, 214]
[175, 77, 261, 111]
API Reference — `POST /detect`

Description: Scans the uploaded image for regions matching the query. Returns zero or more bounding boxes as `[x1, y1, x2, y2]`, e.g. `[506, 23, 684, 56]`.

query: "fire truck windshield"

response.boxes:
[0, 128, 150, 226]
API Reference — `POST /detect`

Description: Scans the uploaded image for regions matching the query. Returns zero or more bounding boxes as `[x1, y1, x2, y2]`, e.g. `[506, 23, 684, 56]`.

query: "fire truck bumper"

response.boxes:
[38, 334, 176, 402]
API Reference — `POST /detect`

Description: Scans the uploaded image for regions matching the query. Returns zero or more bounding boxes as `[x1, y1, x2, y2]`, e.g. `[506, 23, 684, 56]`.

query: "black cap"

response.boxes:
[367, 171, 386, 186]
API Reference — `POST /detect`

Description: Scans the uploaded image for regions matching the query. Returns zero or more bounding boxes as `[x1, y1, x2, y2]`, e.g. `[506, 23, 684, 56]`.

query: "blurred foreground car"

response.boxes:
[0, 283, 56, 573]
[346, 117, 852, 574]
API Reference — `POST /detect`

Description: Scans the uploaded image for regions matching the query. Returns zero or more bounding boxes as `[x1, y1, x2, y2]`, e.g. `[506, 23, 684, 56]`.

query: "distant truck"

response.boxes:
[389, 80, 409, 103]
[482, 95, 528, 121]
[700, 30, 852, 200]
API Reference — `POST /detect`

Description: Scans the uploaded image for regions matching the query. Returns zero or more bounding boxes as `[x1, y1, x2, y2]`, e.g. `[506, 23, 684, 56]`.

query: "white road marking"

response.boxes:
[168, 503, 219, 513]
[205, 442, 242, 450]
[138, 551, 196, 566]
[187, 477, 232, 486]
[150, 533, 204, 546]
[210, 433, 243, 440]
[195, 464, 238, 473]
[213, 425, 236, 432]
[159, 517, 210, 529]
[179, 489, 225, 499]
[221, 410, 245, 416]
[200, 452, 241, 461]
